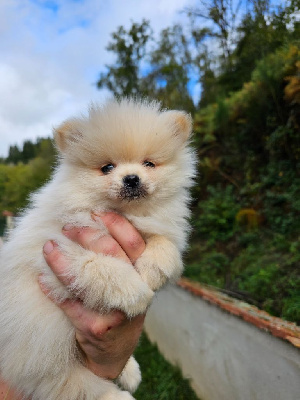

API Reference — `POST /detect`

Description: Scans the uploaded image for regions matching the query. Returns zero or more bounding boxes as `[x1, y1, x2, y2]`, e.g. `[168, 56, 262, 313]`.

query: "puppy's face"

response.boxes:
[99, 160, 156, 202]
[54, 99, 193, 211]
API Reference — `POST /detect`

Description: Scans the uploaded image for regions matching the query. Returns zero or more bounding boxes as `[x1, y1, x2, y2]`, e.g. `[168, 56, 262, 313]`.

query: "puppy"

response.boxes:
[0, 98, 196, 400]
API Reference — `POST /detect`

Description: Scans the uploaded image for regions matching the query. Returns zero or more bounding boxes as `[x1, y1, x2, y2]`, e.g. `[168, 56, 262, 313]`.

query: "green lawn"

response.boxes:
[133, 332, 199, 400]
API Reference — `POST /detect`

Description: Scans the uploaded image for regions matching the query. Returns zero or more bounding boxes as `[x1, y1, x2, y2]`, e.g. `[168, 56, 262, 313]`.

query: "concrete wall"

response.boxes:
[144, 284, 300, 400]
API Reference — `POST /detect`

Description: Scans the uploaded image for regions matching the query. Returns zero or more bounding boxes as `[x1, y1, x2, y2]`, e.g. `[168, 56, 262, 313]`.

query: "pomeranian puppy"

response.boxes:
[0, 98, 196, 400]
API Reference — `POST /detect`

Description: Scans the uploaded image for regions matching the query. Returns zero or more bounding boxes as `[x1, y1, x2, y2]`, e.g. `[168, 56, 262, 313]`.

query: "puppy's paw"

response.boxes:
[70, 254, 154, 317]
[135, 256, 165, 291]
[117, 356, 141, 393]
[135, 235, 183, 291]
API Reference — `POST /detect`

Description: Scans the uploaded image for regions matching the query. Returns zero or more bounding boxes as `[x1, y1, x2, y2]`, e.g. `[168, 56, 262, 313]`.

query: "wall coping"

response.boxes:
[177, 277, 300, 348]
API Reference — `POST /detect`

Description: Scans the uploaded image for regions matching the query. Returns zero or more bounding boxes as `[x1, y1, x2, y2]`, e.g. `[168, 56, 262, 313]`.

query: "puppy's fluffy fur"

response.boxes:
[0, 98, 196, 400]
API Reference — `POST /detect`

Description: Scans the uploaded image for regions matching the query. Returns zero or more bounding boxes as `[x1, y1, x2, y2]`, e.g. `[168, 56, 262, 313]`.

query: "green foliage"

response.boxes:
[0, 138, 56, 214]
[188, 0, 300, 104]
[187, 43, 300, 323]
[134, 333, 199, 400]
[6, 145, 22, 164]
[5, 137, 56, 165]
[185, 251, 228, 288]
[0, 163, 34, 212]
[186, 191, 300, 324]
[0, 158, 52, 213]
[97, 21, 195, 111]
[97, 20, 153, 97]
[193, 185, 239, 243]
[142, 24, 195, 112]
[22, 140, 36, 163]
[231, 236, 300, 323]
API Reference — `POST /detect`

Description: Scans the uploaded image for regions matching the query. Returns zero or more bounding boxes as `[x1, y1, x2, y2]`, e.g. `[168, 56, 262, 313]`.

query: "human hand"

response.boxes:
[41, 212, 146, 380]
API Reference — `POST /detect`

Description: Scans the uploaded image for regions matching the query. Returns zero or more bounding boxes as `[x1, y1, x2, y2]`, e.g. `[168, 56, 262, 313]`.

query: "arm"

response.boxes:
[0, 213, 146, 399]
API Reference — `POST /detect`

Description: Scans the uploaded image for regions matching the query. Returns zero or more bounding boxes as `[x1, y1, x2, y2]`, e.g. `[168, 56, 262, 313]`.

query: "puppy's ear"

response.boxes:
[163, 111, 193, 143]
[53, 119, 83, 153]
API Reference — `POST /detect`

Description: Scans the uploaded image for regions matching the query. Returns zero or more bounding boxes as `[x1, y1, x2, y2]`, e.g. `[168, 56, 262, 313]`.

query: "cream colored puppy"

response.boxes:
[0, 98, 196, 400]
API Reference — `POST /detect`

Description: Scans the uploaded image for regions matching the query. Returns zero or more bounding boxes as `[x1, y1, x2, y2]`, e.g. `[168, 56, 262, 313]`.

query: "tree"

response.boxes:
[184, 0, 250, 105]
[227, 0, 300, 91]
[186, 0, 300, 104]
[97, 21, 196, 112]
[6, 145, 22, 164]
[142, 24, 195, 112]
[185, 0, 247, 66]
[22, 140, 36, 163]
[97, 20, 153, 97]
[35, 137, 56, 165]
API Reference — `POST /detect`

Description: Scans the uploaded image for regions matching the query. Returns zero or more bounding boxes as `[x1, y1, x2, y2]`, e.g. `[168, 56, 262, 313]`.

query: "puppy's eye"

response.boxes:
[143, 160, 155, 168]
[101, 163, 115, 174]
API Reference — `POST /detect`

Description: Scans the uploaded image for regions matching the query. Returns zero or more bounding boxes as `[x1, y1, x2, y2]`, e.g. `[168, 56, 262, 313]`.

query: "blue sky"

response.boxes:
[0, 0, 194, 157]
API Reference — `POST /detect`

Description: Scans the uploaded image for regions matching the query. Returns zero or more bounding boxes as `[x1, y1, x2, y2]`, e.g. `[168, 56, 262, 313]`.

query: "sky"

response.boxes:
[0, 0, 195, 158]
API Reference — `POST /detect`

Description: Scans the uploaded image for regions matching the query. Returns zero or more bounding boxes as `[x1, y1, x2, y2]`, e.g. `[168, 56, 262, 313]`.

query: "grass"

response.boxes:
[133, 332, 199, 400]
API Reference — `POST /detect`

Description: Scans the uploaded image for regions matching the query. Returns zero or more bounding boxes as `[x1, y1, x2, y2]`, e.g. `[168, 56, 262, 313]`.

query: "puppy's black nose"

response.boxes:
[123, 174, 140, 188]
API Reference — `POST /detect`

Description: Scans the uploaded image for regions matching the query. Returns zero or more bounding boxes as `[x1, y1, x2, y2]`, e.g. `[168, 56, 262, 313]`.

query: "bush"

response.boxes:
[193, 185, 239, 243]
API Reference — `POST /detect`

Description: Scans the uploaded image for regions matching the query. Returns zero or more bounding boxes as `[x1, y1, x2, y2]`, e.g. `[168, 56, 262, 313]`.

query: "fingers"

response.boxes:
[39, 272, 125, 336]
[43, 241, 72, 286]
[62, 212, 146, 264]
[62, 226, 130, 263]
[59, 301, 125, 337]
[93, 212, 146, 264]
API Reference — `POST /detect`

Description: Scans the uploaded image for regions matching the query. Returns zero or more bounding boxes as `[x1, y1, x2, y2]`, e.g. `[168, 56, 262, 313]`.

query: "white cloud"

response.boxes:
[0, 0, 194, 157]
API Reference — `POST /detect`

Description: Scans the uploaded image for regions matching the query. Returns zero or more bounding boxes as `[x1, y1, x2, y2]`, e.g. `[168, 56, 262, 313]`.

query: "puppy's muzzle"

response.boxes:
[120, 174, 147, 200]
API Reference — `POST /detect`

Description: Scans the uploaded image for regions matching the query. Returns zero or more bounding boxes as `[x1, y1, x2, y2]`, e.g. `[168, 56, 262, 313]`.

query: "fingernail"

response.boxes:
[43, 241, 54, 254]
[63, 224, 74, 231]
